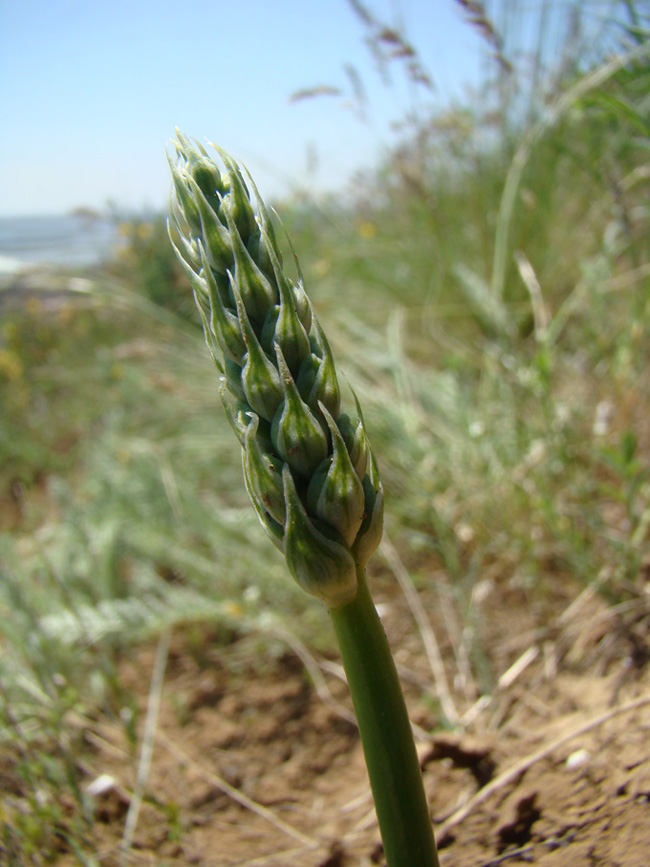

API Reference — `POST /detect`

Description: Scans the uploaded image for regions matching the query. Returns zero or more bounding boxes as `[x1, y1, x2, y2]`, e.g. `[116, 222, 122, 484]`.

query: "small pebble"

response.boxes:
[565, 748, 590, 769]
[86, 773, 117, 796]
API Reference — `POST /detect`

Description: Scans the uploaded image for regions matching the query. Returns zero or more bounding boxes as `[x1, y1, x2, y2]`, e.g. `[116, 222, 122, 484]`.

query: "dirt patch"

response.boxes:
[44, 576, 650, 866]
[433, 677, 650, 866]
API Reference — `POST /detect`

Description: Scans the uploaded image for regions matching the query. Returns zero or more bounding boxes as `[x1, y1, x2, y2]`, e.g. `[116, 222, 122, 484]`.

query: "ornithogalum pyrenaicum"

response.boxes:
[168, 133, 440, 867]
[169, 132, 383, 608]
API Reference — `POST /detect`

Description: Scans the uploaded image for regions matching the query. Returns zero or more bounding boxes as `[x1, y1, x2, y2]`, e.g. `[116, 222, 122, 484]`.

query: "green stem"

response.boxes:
[329, 567, 440, 867]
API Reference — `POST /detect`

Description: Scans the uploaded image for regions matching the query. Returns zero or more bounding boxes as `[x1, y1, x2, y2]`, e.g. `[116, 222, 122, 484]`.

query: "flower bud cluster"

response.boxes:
[169, 134, 383, 607]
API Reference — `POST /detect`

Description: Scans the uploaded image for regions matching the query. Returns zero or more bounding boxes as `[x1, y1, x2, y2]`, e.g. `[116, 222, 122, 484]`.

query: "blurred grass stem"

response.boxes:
[491, 38, 650, 299]
[120, 627, 171, 864]
[381, 535, 459, 726]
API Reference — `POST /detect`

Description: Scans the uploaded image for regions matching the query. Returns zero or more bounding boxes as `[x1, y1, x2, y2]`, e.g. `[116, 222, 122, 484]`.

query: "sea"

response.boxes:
[0, 214, 121, 276]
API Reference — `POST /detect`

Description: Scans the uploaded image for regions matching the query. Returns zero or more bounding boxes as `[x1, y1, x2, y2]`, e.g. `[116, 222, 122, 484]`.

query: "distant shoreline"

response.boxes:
[0, 213, 120, 276]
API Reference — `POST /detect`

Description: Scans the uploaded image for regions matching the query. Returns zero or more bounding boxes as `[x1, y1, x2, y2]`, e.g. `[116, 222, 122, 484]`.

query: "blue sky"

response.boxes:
[0, 0, 494, 216]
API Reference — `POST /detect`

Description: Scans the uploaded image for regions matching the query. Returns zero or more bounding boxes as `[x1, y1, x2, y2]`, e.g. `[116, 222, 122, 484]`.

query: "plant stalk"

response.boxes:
[329, 568, 440, 867]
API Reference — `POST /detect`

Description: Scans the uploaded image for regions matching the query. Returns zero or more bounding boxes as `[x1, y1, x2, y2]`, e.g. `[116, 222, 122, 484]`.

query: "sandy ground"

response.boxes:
[37, 562, 650, 867]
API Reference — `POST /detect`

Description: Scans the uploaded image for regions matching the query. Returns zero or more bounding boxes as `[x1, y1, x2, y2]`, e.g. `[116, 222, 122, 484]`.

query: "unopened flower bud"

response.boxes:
[305, 318, 340, 418]
[246, 228, 279, 282]
[230, 278, 283, 421]
[273, 272, 311, 376]
[243, 414, 286, 525]
[337, 391, 370, 477]
[191, 180, 234, 275]
[175, 132, 226, 205]
[307, 405, 365, 546]
[282, 465, 358, 607]
[226, 217, 278, 324]
[213, 147, 257, 243]
[352, 452, 384, 568]
[200, 247, 246, 365]
[271, 345, 329, 479]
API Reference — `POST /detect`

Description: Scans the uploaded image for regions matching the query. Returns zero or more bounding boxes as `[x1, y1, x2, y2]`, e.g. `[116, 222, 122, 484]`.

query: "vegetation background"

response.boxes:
[1, 1, 649, 864]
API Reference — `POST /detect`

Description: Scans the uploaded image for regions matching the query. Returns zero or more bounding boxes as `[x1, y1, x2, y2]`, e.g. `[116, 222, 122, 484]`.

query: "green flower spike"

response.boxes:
[169, 136, 439, 867]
